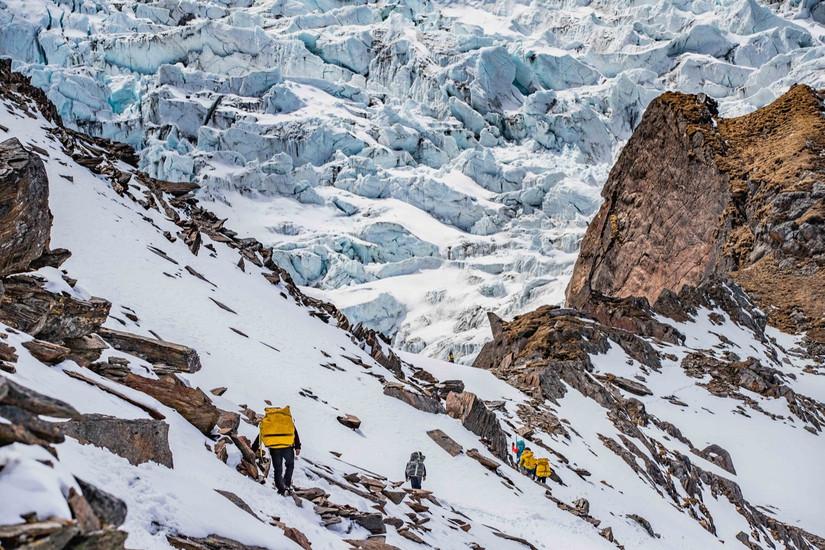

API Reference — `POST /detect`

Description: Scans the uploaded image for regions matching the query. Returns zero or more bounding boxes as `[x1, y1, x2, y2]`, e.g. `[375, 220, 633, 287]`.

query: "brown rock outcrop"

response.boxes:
[121, 373, 219, 435]
[0, 275, 111, 341]
[0, 137, 52, 276]
[445, 391, 507, 461]
[98, 327, 202, 373]
[567, 85, 825, 342]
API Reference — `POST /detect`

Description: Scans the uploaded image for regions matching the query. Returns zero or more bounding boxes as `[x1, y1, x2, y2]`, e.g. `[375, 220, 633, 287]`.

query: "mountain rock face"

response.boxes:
[0, 137, 51, 276]
[567, 84, 825, 344]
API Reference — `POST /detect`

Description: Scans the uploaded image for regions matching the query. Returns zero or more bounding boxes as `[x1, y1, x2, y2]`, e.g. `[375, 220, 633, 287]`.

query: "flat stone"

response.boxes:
[383, 384, 444, 414]
[98, 327, 202, 373]
[426, 429, 463, 457]
[22, 338, 70, 364]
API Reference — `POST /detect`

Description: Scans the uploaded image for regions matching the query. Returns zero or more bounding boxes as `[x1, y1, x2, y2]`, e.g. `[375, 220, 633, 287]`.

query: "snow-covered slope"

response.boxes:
[1, 64, 824, 550]
[2, 0, 824, 361]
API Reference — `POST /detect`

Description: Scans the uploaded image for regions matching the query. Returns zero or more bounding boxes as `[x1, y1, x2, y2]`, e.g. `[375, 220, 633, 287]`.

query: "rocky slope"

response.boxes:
[1, 0, 824, 361]
[0, 61, 621, 550]
[4, 56, 825, 550]
[567, 83, 825, 347]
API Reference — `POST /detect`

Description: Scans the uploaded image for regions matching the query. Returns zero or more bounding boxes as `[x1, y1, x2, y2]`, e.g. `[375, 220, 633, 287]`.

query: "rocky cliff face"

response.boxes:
[566, 84, 825, 344]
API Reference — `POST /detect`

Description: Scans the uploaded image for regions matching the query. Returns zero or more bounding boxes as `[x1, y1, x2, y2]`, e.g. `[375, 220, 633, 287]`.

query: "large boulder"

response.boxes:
[63, 414, 174, 467]
[0, 137, 51, 276]
[383, 384, 444, 414]
[566, 85, 825, 342]
[98, 327, 202, 373]
[445, 391, 508, 461]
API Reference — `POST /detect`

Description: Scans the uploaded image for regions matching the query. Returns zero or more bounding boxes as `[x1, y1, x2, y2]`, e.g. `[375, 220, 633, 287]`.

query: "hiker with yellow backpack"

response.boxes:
[254, 406, 302, 496]
[519, 448, 536, 479]
[535, 457, 552, 484]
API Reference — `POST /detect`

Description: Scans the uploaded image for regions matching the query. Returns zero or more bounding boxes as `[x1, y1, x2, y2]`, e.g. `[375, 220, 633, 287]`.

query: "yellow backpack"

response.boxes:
[521, 451, 535, 469]
[536, 458, 550, 477]
[260, 406, 295, 449]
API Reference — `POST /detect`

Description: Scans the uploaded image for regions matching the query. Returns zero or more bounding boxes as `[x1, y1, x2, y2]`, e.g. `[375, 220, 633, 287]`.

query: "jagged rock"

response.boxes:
[63, 334, 108, 367]
[0, 401, 65, 445]
[0, 520, 80, 549]
[466, 448, 499, 471]
[76, 478, 127, 528]
[567, 85, 825, 343]
[67, 528, 128, 549]
[383, 384, 444, 414]
[426, 429, 463, 457]
[215, 489, 260, 520]
[68, 487, 102, 534]
[0, 275, 110, 341]
[27, 247, 72, 270]
[337, 414, 362, 429]
[0, 341, 17, 362]
[435, 379, 465, 399]
[122, 373, 219, 435]
[397, 528, 425, 544]
[474, 306, 660, 412]
[0, 376, 79, 418]
[281, 526, 311, 550]
[63, 414, 173, 467]
[627, 514, 660, 538]
[353, 513, 386, 534]
[595, 373, 652, 396]
[347, 539, 401, 550]
[695, 444, 736, 475]
[216, 409, 240, 434]
[98, 327, 202, 373]
[210, 386, 227, 396]
[445, 391, 508, 461]
[0, 137, 52, 276]
[573, 498, 590, 516]
[382, 489, 406, 505]
[22, 338, 70, 364]
[167, 534, 268, 550]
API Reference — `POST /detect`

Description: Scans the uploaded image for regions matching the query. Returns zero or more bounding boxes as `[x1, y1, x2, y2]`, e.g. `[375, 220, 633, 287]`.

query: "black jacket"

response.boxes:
[253, 429, 301, 451]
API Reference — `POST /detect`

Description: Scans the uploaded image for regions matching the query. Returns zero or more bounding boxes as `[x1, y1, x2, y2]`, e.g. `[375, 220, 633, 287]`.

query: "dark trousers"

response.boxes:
[410, 476, 422, 489]
[269, 447, 295, 492]
[538, 477, 547, 484]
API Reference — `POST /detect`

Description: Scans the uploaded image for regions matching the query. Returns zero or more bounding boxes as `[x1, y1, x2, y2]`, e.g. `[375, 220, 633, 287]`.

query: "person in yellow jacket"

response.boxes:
[535, 457, 552, 484]
[519, 448, 536, 479]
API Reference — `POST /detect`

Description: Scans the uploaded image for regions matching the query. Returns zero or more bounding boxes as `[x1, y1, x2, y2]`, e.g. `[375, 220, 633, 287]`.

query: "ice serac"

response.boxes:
[0, 138, 52, 276]
[567, 84, 825, 344]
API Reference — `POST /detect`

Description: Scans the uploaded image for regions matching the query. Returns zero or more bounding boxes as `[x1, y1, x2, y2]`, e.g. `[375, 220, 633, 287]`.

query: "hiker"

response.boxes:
[256, 406, 302, 496]
[535, 457, 551, 484]
[512, 439, 526, 463]
[405, 451, 427, 489]
[519, 448, 536, 479]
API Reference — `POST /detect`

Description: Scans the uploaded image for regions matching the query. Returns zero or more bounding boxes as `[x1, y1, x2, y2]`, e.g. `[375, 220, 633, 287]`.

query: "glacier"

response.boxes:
[1, 0, 824, 361]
